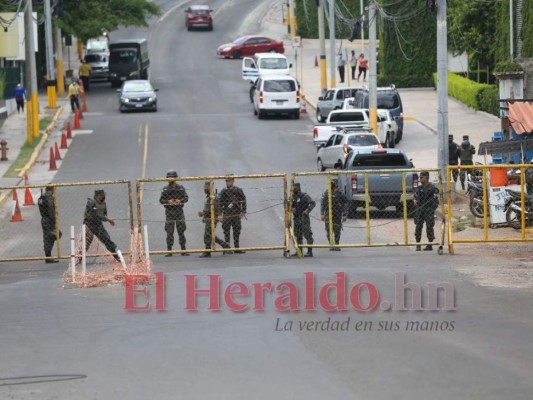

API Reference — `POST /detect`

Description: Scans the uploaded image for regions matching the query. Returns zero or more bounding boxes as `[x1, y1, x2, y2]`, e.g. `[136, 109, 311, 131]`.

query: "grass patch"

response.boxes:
[2, 116, 53, 178]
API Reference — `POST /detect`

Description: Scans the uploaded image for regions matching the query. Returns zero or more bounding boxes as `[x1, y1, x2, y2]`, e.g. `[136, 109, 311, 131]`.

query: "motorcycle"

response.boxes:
[466, 168, 487, 218]
[504, 188, 533, 229]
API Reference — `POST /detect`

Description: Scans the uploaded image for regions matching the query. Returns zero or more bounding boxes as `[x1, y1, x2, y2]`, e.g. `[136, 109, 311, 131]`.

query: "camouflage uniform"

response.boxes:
[199, 182, 229, 257]
[160, 173, 189, 255]
[291, 183, 315, 257]
[38, 187, 60, 263]
[414, 172, 439, 251]
[320, 180, 348, 249]
[217, 178, 247, 252]
[458, 135, 476, 190]
[84, 190, 118, 259]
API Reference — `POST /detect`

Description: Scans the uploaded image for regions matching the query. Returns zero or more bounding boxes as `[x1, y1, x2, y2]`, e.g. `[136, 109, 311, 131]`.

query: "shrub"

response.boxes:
[477, 86, 500, 116]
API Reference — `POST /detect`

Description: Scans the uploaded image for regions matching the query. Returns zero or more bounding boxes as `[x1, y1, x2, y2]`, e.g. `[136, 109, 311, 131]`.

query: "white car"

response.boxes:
[342, 99, 396, 147]
[317, 129, 381, 171]
[252, 75, 300, 119]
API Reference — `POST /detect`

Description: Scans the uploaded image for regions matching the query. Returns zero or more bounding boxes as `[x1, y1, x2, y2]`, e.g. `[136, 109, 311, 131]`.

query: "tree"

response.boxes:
[57, 0, 160, 43]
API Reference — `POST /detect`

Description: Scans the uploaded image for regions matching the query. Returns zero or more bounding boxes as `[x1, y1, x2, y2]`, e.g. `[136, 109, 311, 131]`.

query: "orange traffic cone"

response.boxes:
[60, 132, 68, 149]
[49, 147, 57, 171]
[300, 96, 308, 114]
[54, 142, 62, 161]
[23, 174, 35, 206]
[74, 110, 81, 129]
[66, 121, 72, 139]
[82, 97, 88, 113]
[10, 189, 23, 222]
[314, 55, 318, 67]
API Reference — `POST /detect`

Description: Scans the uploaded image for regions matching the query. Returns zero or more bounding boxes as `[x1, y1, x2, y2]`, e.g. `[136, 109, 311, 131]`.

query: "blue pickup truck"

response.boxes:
[338, 148, 418, 216]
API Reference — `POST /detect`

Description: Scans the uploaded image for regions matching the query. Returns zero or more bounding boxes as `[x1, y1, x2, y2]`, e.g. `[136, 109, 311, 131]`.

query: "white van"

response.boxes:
[242, 53, 292, 83]
[252, 75, 300, 119]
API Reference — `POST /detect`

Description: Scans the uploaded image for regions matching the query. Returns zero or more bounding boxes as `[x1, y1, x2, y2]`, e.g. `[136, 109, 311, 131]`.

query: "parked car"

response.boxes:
[185, 5, 213, 31]
[217, 36, 284, 59]
[85, 51, 109, 82]
[317, 128, 380, 171]
[252, 75, 300, 119]
[352, 86, 404, 142]
[117, 80, 158, 112]
[316, 87, 361, 123]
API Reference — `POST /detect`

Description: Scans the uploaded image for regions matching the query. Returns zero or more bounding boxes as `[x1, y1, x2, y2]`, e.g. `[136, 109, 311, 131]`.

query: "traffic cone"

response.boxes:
[60, 132, 68, 149]
[49, 147, 57, 171]
[54, 142, 62, 161]
[82, 97, 88, 112]
[314, 55, 318, 67]
[23, 174, 35, 206]
[74, 110, 81, 129]
[66, 121, 72, 139]
[10, 190, 23, 222]
[300, 96, 308, 114]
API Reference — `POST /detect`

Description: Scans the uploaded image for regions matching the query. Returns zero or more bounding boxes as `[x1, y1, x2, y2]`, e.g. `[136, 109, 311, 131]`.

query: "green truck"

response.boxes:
[108, 38, 150, 87]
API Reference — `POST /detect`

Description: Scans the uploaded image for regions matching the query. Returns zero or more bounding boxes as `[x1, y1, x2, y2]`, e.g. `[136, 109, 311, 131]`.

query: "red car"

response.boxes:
[217, 35, 285, 59]
[185, 5, 213, 31]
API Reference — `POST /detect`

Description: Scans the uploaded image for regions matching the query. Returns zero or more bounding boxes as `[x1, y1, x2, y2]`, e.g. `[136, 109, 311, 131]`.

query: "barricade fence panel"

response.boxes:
[0, 181, 133, 262]
[136, 174, 288, 256]
[447, 164, 533, 249]
[290, 169, 444, 251]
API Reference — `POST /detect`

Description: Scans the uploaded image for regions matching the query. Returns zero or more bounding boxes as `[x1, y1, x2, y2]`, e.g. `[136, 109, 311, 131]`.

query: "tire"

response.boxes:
[397, 128, 403, 142]
[257, 110, 264, 119]
[469, 195, 484, 218]
[233, 50, 241, 59]
[506, 207, 522, 230]
[187, 25, 191, 31]
[388, 134, 395, 148]
[334, 161, 342, 170]
[317, 158, 325, 172]
[293, 111, 300, 119]
[347, 201, 358, 218]
[316, 109, 324, 123]
[249, 86, 255, 103]
[253, 107, 258, 116]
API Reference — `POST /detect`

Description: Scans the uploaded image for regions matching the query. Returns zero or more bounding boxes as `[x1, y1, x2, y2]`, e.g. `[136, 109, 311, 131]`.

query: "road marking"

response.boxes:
[72, 129, 93, 135]
[404, 116, 416, 121]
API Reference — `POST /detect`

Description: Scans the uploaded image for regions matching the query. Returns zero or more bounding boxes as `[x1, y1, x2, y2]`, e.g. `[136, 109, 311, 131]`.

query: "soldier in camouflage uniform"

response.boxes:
[160, 170, 189, 257]
[414, 171, 439, 251]
[458, 135, 476, 190]
[198, 181, 230, 258]
[320, 179, 348, 251]
[217, 176, 247, 253]
[291, 182, 315, 257]
[38, 186, 61, 263]
[84, 189, 120, 261]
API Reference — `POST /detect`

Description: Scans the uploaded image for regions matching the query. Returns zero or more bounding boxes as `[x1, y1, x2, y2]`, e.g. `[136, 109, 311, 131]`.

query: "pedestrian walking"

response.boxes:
[38, 186, 61, 263]
[448, 134, 460, 183]
[68, 80, 81, 112]
[320, 179, 348, 250]
[357, 53, 368, 81]
[79, 59, 92, 92]
[337, 53, 346, 83]
[291, 182, 315, 257]
[458, 135, 476, 190]
[83, 189, 120, 261]
[13, 83, 26, 113]
[349, 50, 357, 80]
[414, 171, 439, 251]
[198, 181, 230, 258]
[217, 175, 247, 253]
[160, 170, 189, 257]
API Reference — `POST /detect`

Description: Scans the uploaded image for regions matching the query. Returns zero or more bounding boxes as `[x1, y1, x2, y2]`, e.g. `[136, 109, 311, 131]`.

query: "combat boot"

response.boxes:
[45, 252, 59, 263]
[199, 252, 211, 258]
[165, 247, 173, 257]
[181, 245, 190, 256]
[423, 245, 433, 251]
[304, 248, 313, 257]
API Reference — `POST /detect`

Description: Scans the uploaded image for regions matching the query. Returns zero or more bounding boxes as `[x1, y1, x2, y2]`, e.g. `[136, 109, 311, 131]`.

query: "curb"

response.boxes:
[0, 106, 64, 207]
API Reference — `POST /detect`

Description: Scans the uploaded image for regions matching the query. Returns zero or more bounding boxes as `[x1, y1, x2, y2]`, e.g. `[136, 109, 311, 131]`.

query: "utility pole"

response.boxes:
[44, 0, 57, 107]
[55, 26, 65, 95]
[360, 0, 364, 57]
[289, 0, 297, 37]
[24, 0, 39, 142]
[318, 0, 327, 95]
[437, 0, 449, 193]
[328, 0, 336, 88]
[368, 0, 377, 133]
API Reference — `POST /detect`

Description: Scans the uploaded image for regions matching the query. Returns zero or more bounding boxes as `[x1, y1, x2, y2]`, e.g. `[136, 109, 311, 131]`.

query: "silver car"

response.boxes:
[117, 80, 158, 112]
[317, 129, 381, 171]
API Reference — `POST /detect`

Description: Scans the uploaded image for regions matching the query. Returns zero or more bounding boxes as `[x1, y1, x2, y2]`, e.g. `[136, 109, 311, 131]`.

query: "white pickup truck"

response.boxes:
[313, 108, 396, 150]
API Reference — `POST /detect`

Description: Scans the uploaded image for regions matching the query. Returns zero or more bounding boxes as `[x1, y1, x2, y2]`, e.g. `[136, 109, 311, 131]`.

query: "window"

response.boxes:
[347, 135, 379, 147]
[323, 91, 334, 101]
[325, 136, 335, 147]
[334, 135, 343, 145]
[351, 154, 408, 167]
[263, 80, 296, 92]
[330, 112, 366, 122]
[110, 50, 137, 64]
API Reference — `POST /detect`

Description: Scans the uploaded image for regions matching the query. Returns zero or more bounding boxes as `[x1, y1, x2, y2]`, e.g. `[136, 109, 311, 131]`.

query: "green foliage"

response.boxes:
[494, 61, 524, 73]
[521, 0, 533, 58]
[57, 0, 160, 43]
[494, 1, 510, 63]
[434, 73, 497, 113]
[477, 86, 500, 117]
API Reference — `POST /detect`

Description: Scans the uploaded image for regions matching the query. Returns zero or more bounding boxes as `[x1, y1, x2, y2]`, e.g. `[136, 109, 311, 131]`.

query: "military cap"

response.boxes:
[225, 174, 235, 181]
[45, 185, 54, 192]
[330, 178, 339, 186]
[204, 181, 210, 189]
[166, 170, 178, 178]
[95, 189, 106, 196]
[462, 135, 469, 141]
[420, 171, 430, 179]
[448, 135, 453, 140]
[294, 182, 301, 189]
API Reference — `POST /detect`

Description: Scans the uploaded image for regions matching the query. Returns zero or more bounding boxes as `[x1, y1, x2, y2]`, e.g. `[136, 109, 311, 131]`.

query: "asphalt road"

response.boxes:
[0, 0, 532, 399]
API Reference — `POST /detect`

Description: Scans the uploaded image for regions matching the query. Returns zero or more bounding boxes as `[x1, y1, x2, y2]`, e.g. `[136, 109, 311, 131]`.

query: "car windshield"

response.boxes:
[110, 50, 137, 64]
[377, 93, 400, 109]
[263, 80, 296, 92]
[233, 37, 249, 45]
[351, 154, 407, 167]
[259, 59, 288, 69]
[85, 54, 106, 63]
[347, 135, 379, 146]
[123, 82, 152, 92]
[191, 9, 209, 15]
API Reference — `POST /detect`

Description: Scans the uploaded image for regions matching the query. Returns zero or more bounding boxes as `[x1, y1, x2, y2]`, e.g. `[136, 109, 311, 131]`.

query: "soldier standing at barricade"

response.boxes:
[320, 179, 348, 251]
[414, 171, 439, 251]
[217, 175, 247, 254]
[198, 182, 230, 258]
[84, 189, 120, 261]
[160, 170, 189, 257]
[38, 186, 61, 263]
[291, 182, 315, 257]
[458, 135, 476, 190]
[448, 135, 459, 184]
